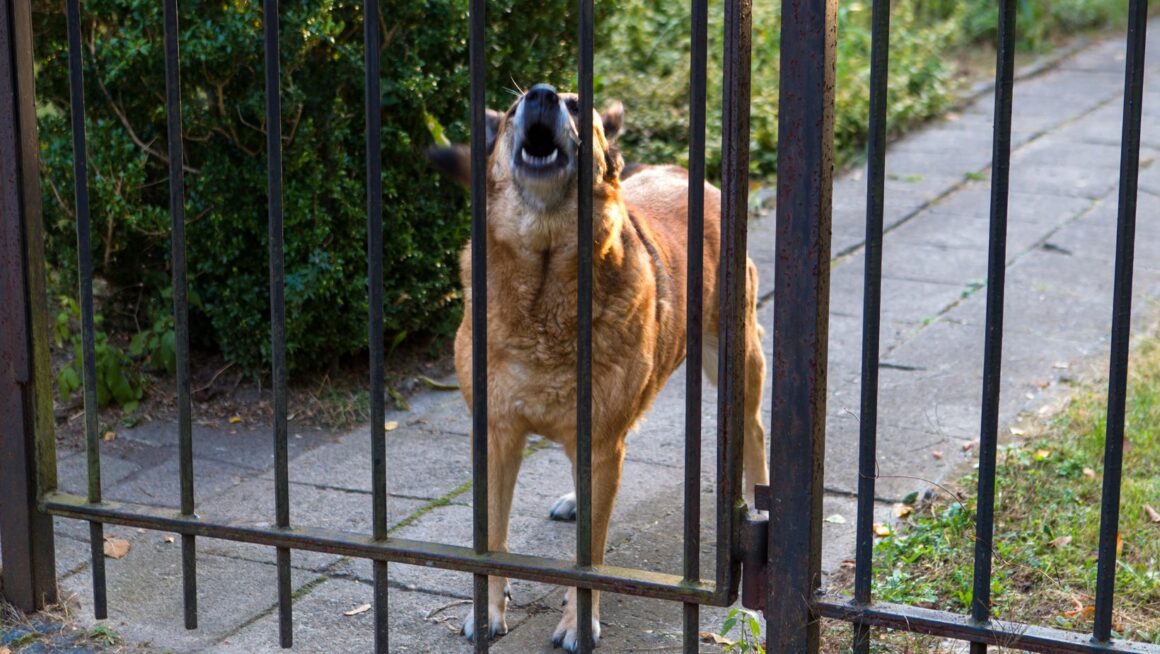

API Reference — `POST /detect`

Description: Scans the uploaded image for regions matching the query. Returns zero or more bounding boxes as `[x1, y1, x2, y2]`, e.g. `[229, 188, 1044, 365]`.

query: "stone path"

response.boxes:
[16, 22, 1160, 653]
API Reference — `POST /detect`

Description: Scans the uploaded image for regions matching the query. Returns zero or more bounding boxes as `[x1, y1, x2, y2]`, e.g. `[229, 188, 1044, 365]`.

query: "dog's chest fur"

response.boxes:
[456, 187, 685, 441]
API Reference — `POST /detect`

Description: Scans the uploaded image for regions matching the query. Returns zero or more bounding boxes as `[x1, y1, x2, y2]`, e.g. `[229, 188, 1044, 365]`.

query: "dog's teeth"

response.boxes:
[546, 148, 558, 163]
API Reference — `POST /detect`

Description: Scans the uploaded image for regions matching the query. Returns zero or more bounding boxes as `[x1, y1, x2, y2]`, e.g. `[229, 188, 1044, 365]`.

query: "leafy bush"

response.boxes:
[34, 0, 579, 372]
[596, 0, 1136, 179]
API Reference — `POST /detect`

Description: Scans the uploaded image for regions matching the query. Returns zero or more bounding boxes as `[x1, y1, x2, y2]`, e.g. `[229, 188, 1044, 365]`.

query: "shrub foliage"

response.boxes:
[34, 0, 577, 372]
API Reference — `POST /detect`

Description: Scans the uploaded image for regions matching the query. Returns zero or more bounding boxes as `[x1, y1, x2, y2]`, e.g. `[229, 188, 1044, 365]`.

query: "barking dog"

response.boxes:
[428, 84, 768, 651]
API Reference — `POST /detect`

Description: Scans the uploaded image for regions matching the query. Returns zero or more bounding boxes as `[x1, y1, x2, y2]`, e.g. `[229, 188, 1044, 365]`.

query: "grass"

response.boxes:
[824, 336, 1160, 651]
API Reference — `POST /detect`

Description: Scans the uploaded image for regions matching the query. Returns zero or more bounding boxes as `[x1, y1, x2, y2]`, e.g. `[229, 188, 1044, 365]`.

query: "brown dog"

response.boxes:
[428, 84, 768, 651]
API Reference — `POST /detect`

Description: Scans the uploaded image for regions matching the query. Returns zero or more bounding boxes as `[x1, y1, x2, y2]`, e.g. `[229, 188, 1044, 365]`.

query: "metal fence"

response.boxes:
[1, 0, 1157, 653]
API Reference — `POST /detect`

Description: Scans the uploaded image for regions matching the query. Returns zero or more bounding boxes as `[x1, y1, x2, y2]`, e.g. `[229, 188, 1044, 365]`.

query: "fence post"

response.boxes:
[0, 0, 59, 612]
[766, 0, 835, 652]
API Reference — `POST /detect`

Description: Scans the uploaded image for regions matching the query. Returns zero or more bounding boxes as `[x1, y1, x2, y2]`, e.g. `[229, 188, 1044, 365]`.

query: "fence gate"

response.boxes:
[1, 0, 1158, 653]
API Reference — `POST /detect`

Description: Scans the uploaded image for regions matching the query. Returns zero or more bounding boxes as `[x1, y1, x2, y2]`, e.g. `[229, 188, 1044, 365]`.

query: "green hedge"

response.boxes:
[34, 0, 577, 372]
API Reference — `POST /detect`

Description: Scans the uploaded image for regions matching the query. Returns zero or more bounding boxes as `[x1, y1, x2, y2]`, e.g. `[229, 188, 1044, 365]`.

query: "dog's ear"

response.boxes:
[600, 102, 624, 182]
[426, 145, 472, 186]
[485, 109, 502, 154]
[426, 109, 504, 187]
[601, 101, 624, 142]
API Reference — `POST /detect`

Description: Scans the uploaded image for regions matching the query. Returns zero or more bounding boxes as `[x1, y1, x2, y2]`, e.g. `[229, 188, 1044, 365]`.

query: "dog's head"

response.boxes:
[428, 83, 623, 211]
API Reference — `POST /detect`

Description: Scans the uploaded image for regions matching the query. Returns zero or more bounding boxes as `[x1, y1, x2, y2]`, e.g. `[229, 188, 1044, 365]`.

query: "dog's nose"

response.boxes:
[523, 84, 559, 124]
[526, 83, 558, 109]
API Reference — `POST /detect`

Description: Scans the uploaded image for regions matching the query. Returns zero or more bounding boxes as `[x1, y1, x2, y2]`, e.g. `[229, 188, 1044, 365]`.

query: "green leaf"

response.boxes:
[423, 112, 451, 147]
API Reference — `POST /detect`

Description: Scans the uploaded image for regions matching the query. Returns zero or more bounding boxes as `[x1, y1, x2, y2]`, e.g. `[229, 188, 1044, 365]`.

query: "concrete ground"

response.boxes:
[12, 21, 1160, 653]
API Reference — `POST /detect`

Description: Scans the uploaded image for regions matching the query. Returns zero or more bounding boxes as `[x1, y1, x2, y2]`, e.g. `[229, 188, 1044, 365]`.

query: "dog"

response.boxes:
[427, 83, 768, 651]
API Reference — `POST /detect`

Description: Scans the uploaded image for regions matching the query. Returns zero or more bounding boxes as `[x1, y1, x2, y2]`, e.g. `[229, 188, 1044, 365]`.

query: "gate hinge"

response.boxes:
[739, 484, 770, 611]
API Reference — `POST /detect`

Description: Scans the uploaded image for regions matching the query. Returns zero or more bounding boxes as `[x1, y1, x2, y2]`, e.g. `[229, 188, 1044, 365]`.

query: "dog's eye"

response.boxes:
[565, 98, 579, 114]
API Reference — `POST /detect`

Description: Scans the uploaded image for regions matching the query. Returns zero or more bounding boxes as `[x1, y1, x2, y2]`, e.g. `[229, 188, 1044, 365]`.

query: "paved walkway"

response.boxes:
[19, 23, 1160, 653]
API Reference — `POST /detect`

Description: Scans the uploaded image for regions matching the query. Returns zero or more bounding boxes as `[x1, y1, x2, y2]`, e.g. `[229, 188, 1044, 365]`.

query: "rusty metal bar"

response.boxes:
[43, 492, 721, 604]
[683, 0, 709, 649]
[63, 0, 108, 620]
[261, 0, 293, 645]
[468, 0, 489, 650]
[364, 0, 388, 650]
[0, 0, 58, 613]
[576, 0, 596, 651]
[852, 0, 890, 651]
[767, 0, 835, 651]
[1094, 0, 1149, 643]
[715, 0, 752, 607]
[818, 594, 1160, 653]
[161, 0, 198, 630]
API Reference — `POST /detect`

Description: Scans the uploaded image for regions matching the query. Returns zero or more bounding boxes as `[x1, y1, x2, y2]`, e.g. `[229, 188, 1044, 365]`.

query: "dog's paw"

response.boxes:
[461, 604, 508, 642]
[550, 610, 601, 652]
[548, 492, 577, 521]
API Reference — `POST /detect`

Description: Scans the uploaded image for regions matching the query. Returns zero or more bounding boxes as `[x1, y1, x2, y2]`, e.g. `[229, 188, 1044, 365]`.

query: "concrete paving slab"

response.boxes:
[59, 546, 314, 653]
[272, 425, 471, 501]
[218, 578, 481, 654]
[194, 478, 427, 572]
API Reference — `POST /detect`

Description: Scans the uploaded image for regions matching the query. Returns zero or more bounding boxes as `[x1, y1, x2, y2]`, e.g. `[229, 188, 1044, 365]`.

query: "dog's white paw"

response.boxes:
[548, 492, 577, 521]
[461, 586, 511, 643]
[551, 609, 601, 652]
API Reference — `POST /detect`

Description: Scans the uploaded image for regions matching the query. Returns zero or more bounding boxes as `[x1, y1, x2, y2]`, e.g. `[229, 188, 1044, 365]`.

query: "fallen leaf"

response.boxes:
[700, 631, 735, 646]
[102, 431, 116, 442]
[824, 514, 847, 524]
[1116, 532, 1123, 557]
[1036, 379, 1051, 389]
[344, 603, 372, 616]
[229, 415, 242, 424]
[840, 559, 856, 569]
[1145, 505, 1160, 524]
[1034, 449, 1053, 461]
[1010, 426, 1028, 436]
[1048, 536, 1072, 548]
[1052, 361, 1070, 370]
[103, 537, 131, 559]
[384, 421, 399, 432]
[1083, 467, 1096, 481]
[931, 450, 944, 460]
[163, 535, 175, 544]
[893, 504, 913, 519]
[873, 523, 891, 537]
[961, 441, 975, 452]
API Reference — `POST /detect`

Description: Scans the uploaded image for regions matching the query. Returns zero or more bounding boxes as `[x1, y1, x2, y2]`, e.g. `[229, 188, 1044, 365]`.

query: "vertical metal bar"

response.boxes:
[161, 0, 197, 630]
[468, 0, 489, 651]
[1093, 0, 1148, 643]
[969, 4, 1016, 652]
[576, 0, 595, 651]
[262, 0, 292, 646]
[852, 1, 890, 651]
[716, 0, 752, 603]
[0, 0, 58, 612]
[64, 0, 108, 621]
[766, 1, 834, 651]
[364, 0, 388, 651]
[683, 0, 709, 650]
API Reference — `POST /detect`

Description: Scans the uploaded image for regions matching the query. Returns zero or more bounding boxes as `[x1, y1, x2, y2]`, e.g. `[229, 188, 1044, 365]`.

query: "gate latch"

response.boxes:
[739, 484, 770, 611]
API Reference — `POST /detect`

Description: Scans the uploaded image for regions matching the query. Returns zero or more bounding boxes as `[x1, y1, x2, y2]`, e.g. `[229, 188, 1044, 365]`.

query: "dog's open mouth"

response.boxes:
[517, 122, 568, 175]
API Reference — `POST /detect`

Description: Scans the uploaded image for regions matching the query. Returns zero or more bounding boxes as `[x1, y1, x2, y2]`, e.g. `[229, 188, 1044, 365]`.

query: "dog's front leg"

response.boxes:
[461, 425, 527, 643]
[552, 439, 626, 652]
